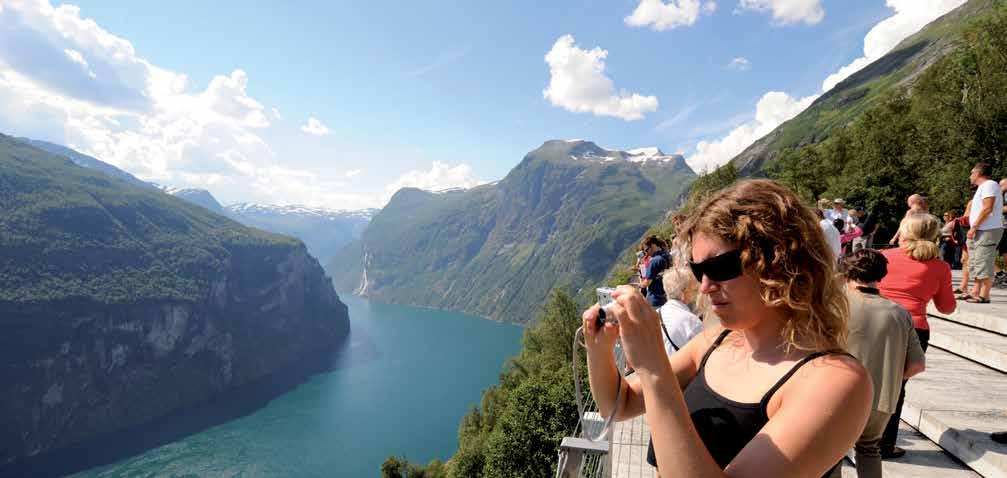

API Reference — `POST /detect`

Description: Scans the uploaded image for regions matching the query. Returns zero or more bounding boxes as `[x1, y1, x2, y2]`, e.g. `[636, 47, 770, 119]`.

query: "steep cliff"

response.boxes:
[0, 134, 350, 469]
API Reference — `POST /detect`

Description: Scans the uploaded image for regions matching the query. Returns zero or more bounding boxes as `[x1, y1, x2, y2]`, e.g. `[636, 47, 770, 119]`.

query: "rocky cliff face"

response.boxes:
[0, 245, 348, 468]
[0, 134, 351, 469]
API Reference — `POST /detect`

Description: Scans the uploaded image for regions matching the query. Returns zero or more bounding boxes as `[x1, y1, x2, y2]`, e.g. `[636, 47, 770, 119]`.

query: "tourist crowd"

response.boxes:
[585, 162, 1006, 477]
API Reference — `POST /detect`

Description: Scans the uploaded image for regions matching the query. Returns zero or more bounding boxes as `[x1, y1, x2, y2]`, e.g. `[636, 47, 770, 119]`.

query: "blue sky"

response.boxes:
[0, 0, 966, 208]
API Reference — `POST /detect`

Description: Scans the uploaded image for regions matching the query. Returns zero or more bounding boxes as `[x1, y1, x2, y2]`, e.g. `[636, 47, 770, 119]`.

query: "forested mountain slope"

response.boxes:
[732, 0, 1000, 175]
[329, 140, 696, 323]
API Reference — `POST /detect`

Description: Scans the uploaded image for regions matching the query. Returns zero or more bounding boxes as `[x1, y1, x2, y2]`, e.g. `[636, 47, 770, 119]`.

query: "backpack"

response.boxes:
[951, 218, 968, 246]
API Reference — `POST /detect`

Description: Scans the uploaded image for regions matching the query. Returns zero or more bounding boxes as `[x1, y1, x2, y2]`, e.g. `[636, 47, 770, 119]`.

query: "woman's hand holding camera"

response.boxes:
[610, 286, 667, 375]
[581, 304, 619, 352]
[583, 286, 668, 375]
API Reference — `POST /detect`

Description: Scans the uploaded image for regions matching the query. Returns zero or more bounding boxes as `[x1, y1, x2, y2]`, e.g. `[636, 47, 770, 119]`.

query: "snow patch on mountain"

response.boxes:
[557, 140, 685, 164]
[226, 203, 378, 221]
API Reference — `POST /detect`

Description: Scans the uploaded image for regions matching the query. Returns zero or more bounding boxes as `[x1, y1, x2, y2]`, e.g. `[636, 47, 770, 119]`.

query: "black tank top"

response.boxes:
[647, 329, 845, 476]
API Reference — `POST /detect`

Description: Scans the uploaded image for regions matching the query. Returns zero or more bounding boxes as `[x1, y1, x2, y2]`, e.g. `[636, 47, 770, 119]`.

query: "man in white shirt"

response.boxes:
[817, 209, 842, 261]
[966, 163, 1004, 303]
[831, 198, 852, 231]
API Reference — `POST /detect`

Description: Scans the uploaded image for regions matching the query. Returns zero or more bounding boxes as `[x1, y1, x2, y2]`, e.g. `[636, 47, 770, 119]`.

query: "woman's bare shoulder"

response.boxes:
[794, 352, 871, 397]
[692, 325, 729, 351]
[698, 324, 727, 341]
[678, 325, 728, 367]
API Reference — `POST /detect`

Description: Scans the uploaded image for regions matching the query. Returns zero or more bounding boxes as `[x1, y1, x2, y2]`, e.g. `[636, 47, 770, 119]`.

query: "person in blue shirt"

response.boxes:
[640, 235, 671, 307]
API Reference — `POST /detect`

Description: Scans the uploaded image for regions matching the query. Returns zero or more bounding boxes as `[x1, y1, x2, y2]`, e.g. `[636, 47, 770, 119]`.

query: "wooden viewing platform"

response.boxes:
[610, 415, 656, 478]
[913, 270, 1007, 477]
[611, 270, 1004, 478]
[609, 411, 978, 477]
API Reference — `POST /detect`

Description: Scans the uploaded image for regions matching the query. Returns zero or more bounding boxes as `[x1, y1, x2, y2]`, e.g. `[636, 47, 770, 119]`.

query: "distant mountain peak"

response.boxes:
[431, 187, 468, 195]
[162, 187, 224, 213]
[532, 139, 685, 165]
[627, 147, 664, 157]
[225, 202, 377, 220]
[162, 186, 209, 195]
[627, 147, 685, 164]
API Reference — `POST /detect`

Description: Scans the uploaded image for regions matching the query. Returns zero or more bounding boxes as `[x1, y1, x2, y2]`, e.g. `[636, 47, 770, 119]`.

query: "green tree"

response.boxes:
[482, 367, 578, 478]
[683, 162, 739, 212]
[381, 456, 408, 478]
[771, 4, 1007, 234]
[381, 456, 448, 478]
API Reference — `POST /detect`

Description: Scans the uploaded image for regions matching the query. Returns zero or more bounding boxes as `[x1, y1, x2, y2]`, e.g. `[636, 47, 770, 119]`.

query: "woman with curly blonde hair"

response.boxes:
[583, 179, 872, 477]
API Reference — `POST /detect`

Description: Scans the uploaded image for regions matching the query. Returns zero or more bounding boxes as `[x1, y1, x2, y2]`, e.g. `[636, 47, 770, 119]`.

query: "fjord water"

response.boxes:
[71, 295, 524, 477]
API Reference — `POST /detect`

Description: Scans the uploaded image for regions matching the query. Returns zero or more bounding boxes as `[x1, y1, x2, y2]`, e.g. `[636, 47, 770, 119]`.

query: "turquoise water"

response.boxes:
[71, 295, 525, 477]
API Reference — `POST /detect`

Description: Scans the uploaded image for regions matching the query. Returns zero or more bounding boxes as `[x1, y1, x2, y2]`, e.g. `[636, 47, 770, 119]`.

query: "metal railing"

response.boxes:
[555, 342, 628, 478]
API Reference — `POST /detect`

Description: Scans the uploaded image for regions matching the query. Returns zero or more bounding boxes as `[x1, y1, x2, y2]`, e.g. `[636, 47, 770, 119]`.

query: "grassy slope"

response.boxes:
[733, 0, 998, 175]
[0, 133, 299, 304]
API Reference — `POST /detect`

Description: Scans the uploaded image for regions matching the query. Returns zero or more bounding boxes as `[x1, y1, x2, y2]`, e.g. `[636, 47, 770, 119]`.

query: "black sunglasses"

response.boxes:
[688, 250, 743, 282]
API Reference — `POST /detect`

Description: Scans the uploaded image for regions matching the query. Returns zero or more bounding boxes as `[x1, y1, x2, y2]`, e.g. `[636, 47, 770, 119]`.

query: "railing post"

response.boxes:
[556, 448, 585, 478]
[558, 437, 609, 477]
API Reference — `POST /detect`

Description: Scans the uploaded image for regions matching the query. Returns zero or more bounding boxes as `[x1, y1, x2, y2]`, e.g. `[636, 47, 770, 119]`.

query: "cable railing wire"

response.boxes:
[556, 337, 629, 478]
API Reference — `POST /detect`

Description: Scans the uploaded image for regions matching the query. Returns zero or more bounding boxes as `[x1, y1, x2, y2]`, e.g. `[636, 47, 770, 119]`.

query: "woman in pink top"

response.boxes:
[876, 213, 956, 457]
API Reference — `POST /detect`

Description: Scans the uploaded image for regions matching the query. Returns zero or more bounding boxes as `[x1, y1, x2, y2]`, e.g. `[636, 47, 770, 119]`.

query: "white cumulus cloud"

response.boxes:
[687, 91, 816, 172]
[300, 117, 330, 136]
[738, 0, 825, 25]
[62, 48, 96, 78]
[727, 57, 752, 71]
[625, 0, 717, 31]
[543, 34, 658, 121]
[821, 0, 966, 92]
[383, 161, 485, 202]
[200, 69, 270, 129]
[685, 1, 965, 174]
[0, 0, 388, 210]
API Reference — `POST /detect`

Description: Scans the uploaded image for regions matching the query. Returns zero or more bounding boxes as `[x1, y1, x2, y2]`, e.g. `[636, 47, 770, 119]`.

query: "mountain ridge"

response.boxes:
[730, 0, 997, 175]
[16, 138, 155, 189]
[329, 139, 697, 322]
[12, 137, 375, 269]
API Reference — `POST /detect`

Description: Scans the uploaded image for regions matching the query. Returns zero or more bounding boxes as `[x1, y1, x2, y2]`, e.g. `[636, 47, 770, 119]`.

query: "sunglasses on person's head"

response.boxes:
[688, 250, 744, 282]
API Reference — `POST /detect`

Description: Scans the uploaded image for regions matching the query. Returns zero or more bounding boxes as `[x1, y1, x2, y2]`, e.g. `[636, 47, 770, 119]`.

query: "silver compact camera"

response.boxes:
[597, 287, 616, 308]
[595, 287, 617, 327]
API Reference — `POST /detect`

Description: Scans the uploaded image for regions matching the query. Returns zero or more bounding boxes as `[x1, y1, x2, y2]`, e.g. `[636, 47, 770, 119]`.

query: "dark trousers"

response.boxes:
[941, 241, 962, 270]
[880, 328, 930, 451]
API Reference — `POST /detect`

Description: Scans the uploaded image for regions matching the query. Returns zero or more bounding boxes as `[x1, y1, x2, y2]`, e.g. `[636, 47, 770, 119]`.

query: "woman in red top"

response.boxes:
[877, 212, 956, 457]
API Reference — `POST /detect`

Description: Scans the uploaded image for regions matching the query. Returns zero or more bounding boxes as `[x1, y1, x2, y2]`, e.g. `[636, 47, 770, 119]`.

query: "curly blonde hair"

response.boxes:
[680, 179, 848, 351]
[899, 213, 940, 261]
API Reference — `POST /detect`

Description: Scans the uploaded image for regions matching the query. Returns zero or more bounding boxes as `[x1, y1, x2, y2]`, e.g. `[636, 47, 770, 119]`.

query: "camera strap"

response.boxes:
[572, 326, 624, 442]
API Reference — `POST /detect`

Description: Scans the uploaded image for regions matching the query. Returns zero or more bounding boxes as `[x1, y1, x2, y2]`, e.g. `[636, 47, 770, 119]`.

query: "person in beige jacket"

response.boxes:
[837, 249, 926, 478]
